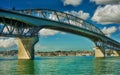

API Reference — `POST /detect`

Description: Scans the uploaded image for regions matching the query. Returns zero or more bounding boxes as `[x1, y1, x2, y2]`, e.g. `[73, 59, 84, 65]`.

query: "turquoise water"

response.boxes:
[0, 56, 120, 75]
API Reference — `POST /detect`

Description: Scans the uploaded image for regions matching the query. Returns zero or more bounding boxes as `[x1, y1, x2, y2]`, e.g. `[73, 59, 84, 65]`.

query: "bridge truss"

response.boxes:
[0, 9, 120, 52]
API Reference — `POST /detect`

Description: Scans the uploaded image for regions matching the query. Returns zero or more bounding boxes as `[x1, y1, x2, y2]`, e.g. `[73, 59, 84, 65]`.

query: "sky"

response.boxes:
[0, 0, 120, 52]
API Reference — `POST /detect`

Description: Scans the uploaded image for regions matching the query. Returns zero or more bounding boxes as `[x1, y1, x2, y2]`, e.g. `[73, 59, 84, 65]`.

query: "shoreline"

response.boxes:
[0, 50, 94, 56]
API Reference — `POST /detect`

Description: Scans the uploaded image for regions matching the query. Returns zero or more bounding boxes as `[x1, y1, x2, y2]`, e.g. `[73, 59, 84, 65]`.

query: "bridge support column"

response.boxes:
[17, 36, 39, 60]
[94, 46, 105, 57]
[112, 51, 120, 56]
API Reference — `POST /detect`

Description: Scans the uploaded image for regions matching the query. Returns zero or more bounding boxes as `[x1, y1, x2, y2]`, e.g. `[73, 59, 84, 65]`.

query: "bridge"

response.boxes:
[0, 9, 120, 59]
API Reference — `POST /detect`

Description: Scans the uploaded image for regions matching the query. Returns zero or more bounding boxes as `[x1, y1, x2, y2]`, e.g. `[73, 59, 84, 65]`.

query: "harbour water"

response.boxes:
[0, 56, 120, 75]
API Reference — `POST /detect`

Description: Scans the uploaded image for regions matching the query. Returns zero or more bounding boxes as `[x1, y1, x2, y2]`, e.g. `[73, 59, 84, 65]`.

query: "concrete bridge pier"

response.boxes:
[17, 36, 39, 60]
[112, 50, 120, 56]
[94, 46, 105, 58]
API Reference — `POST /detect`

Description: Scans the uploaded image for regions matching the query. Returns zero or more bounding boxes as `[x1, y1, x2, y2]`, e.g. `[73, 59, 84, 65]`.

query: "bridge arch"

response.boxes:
[0, 9, 120, 59]
[0, 15, 105, 59]
[0, 15, 104, 41]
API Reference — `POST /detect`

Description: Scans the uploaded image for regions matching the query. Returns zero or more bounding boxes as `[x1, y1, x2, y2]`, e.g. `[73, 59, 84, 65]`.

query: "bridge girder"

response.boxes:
[94, 39, 120, 51]
[0, 9, 120, 52]
[16, 9, 104, 35]
[0, 17, 41, 37]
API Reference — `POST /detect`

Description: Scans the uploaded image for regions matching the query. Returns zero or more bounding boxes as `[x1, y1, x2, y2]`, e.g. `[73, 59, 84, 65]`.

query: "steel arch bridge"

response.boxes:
[0, 9, 120, 59]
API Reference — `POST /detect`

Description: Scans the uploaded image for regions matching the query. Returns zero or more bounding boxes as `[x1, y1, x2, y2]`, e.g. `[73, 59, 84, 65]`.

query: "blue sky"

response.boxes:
[0, 0, 120, 52]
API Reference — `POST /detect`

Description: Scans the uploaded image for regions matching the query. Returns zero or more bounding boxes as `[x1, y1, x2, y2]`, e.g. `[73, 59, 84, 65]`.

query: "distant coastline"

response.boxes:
[0, 50, 114, 57]
[0, 50, 94, 56]
[35, 51, 94, 56]
[0, 50, 17, 56]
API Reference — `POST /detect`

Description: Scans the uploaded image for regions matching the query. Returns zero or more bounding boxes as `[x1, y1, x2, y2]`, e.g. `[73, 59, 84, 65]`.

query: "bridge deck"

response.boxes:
[0, 9, 120, 50]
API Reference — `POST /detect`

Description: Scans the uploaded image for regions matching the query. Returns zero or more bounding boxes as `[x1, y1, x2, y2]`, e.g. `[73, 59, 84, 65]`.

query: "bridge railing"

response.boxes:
[15, 9, 104, 35]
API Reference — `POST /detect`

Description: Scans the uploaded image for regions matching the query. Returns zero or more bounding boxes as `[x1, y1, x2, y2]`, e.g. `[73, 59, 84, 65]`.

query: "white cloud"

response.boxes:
[35, 44, 47, 50]
[63, 0, 82, 6]
[39, 28, 69, 37]
[61, 32, 67, 35]
[39, 28, 59, 36]
[66, 10, 90, 20]
[92, 4, 120, 24]
[0, 38, 17, 48]
[90, 0, 120, 5]
[101, 26, 117, 37]
[49, 13, 58, 21]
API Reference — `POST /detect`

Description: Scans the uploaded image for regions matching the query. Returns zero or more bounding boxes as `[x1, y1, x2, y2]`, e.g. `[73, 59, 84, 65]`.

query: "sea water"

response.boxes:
[0, 56, 120, 75]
